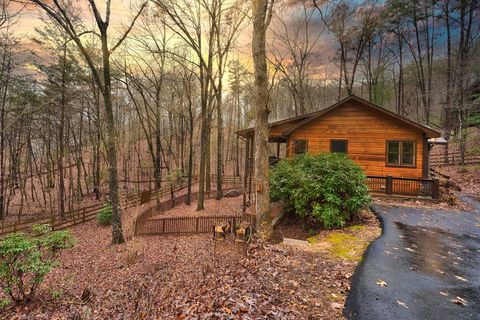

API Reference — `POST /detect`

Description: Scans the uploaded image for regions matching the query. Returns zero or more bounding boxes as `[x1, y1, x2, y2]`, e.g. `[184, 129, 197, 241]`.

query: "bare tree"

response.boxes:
[28, 0, 146, 244]
[252, 0, 274, 240]
[314, 0, 381, 98]
[211, 0, 248, 200]
[270, 0, 323, 115]
[153, 0, 223, 210]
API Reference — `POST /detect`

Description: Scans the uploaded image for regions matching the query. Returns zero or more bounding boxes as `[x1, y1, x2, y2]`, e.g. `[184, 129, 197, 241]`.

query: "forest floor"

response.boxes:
[1, 196, 380, 320]
[435, 164, 480, 195]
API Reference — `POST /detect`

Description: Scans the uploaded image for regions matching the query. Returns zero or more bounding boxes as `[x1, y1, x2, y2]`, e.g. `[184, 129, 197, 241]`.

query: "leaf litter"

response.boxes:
[0, 197, 380, 319]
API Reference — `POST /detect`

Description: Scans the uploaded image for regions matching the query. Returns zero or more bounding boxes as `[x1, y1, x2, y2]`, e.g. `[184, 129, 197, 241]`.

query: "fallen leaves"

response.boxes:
[330, 302, 343, 310]
[376, 279, 388, 287]
[452, 296, 468, 306]
[434, 165, 480, 198]
[396, 300, 408, 309]
[0, 196, 367, 320]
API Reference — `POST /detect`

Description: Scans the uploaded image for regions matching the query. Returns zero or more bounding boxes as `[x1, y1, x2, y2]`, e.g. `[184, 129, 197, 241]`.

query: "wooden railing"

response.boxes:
[0, 176, 198, 238]
[0, 202, 105, 237]
[134, 175, 245, 236]
[136, 215, 254, 236]
[366, 176, 440, 199]
[121, 176, 198, 209]
[210, 174, 243, 188]
[430, 152, 480, 167]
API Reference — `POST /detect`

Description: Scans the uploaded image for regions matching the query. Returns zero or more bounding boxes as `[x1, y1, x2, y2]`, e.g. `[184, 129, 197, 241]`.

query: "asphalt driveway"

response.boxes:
[344, 196, 480, 320]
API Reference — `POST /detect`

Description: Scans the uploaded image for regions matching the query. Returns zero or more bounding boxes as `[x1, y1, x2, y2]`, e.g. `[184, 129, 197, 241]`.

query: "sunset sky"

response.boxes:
[9, 0, 345, 83]
[13, 0, 143, 37]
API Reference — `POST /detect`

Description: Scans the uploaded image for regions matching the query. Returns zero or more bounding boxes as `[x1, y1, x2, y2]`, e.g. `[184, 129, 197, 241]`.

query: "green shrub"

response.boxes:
[97, 203, 112, 226]
[270, 153, 371, 229]
[0, 224, 75, 305]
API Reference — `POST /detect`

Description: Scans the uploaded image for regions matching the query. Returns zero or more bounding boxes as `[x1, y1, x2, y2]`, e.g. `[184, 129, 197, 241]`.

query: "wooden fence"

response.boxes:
[121, 177, 197, 209]
[367, 176, 440, 199]
[0, 202, 105, 237]
[134, 177, 245, 236]
[211, 175, 243, 188]
[430, 152, 480, 167]
[0, 177, 198, 238]
[135, 215, 254, 236]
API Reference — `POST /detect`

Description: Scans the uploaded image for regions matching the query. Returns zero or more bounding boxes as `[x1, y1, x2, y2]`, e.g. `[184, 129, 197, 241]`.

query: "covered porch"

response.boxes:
[237, 133, 289, 213]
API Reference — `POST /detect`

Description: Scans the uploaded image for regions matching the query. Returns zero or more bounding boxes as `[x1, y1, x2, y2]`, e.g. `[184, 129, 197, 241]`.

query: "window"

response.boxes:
[293, 140, 307, 154]
[386, 141, 415, 166]
[330, 140, 348, 154]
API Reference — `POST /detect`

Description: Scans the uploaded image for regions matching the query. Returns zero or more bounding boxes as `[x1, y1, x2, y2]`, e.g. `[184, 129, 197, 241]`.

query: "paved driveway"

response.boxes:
[344, 196, 480, 320]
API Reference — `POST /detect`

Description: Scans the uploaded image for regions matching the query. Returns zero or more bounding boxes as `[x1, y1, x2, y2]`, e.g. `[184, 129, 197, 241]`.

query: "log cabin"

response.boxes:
[237, 95, 442, 180]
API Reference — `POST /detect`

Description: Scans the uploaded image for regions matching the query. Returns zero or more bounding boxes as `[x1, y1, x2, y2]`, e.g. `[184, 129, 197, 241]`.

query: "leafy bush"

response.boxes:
[270, 153, 371, 228]
[97, 203, 112, 226]
[0, 224, 75, 305]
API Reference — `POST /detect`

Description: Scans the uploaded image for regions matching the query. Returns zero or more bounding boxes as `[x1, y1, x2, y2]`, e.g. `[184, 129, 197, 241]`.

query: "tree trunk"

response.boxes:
[216, 91, 223, 200]
[443, 0, 453, 163]
[57, 44, 67, 220]
[154, 112, 162, 204]
[0, 44, 11, 220]
[186, 111, 194, 205]
[101, 32, 124, 244]
[252, 0, 273, 240]
[205, 118, 211, 193]
[196, 91, 208, 211]
[93, 81, 101, 200]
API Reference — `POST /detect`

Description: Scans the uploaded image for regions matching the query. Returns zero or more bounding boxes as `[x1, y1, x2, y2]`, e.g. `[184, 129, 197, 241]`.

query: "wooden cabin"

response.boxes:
[237, 95, 441, 179]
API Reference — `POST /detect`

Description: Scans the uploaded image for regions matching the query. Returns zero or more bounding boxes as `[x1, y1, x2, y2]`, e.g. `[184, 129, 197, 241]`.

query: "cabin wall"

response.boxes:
[286, 102, 425, 178]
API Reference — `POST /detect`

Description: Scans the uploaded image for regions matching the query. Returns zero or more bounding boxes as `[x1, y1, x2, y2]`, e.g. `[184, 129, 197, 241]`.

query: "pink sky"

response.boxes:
[11, 0, 142, 37]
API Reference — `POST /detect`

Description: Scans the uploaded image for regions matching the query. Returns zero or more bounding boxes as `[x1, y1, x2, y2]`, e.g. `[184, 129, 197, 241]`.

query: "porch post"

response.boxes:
[422, 134, 429, 178]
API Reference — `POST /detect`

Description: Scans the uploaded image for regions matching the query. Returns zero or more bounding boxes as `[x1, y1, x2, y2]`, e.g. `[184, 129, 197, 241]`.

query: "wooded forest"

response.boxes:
[0, 0, 479, 243]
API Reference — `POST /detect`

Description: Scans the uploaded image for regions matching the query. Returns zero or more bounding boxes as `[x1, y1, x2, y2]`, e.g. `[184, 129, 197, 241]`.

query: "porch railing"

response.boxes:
[366, 176, 440, 199]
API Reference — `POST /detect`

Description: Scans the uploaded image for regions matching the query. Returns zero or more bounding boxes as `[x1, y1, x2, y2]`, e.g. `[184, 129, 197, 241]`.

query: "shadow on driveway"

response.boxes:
[344, 196, 480, 320]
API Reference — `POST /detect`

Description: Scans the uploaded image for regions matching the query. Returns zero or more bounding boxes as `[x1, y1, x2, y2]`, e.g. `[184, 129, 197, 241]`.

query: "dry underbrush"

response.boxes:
[1, 198, 381, 320]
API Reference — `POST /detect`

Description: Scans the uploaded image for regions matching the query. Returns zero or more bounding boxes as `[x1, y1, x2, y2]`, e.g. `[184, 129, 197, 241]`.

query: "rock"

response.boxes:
[283, 238, 310, 247]
[270, 201, 285, 226]
[331, 302, 343, 310]
[224, 189, 241, 198]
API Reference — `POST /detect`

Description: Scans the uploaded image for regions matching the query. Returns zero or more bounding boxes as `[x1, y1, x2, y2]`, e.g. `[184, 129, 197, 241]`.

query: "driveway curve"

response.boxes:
[344, 196, 480, 320]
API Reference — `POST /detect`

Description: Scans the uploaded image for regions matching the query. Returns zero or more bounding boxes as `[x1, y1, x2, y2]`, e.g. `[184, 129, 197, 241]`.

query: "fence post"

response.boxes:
[432, 179, 440, 199]
[195, 217, 199, 232]
[386, 176, 393, 195]
[233, 217, 237, 235]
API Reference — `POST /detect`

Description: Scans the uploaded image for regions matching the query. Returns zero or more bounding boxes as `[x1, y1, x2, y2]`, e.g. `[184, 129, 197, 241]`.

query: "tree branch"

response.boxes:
[110, 2, 147, 54]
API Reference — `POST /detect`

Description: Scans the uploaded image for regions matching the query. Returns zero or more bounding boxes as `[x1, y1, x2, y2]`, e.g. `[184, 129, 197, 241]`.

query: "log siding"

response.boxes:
[285, 102, 426, 178]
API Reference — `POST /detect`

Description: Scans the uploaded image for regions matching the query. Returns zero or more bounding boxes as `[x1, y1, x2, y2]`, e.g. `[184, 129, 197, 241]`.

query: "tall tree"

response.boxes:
[314, 0, 381, 97]
[29, 0, 147, 244]
[252, 0, 274, 240]
[270, 0, 323, 115]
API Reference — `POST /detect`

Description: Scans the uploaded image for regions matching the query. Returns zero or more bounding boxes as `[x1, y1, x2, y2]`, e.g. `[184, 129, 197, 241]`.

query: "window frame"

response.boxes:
[385, 140, 416, 168]
[330, 139, 348, 154]
[293, 139, 308, 155]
